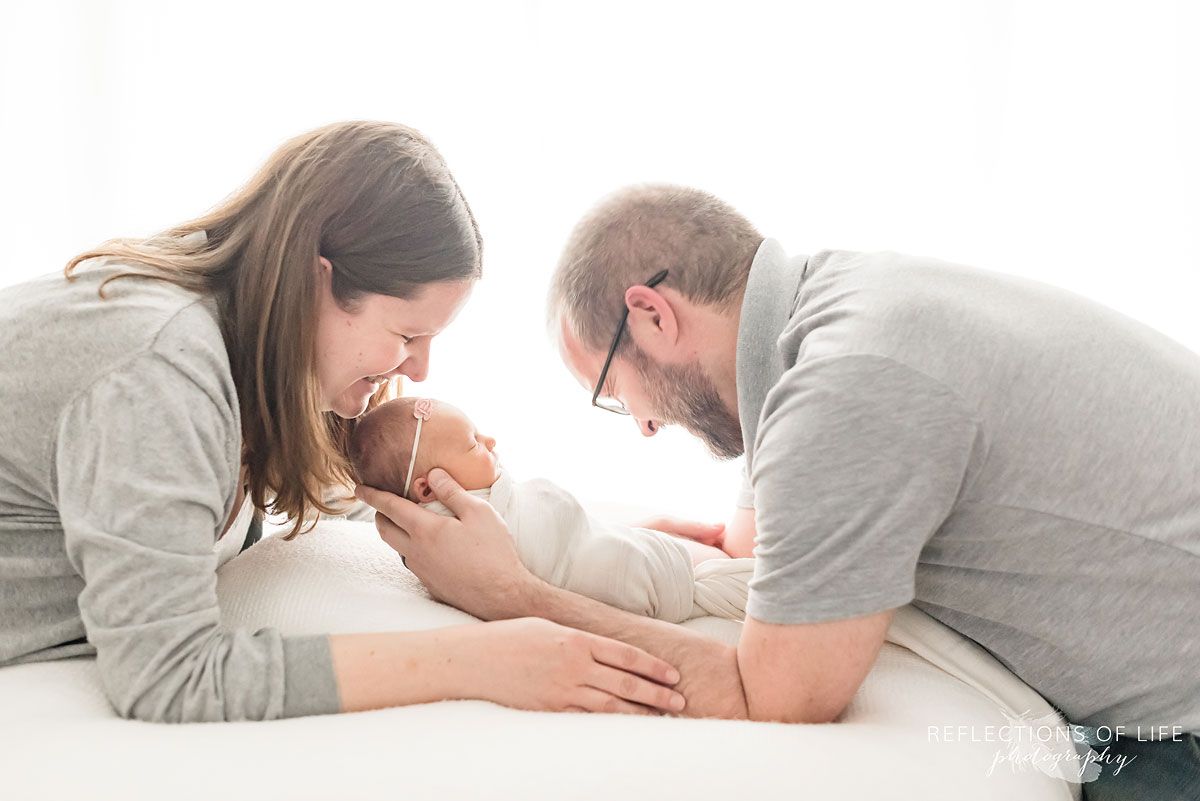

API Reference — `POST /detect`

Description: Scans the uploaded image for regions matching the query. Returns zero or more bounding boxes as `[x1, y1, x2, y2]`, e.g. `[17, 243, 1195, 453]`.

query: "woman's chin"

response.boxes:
[325, 378, 383, 419]
[328, 391, 371, 419]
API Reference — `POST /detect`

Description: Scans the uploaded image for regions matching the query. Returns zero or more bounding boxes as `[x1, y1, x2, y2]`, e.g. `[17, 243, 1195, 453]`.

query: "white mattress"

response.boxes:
[1, 518, 1083, 801]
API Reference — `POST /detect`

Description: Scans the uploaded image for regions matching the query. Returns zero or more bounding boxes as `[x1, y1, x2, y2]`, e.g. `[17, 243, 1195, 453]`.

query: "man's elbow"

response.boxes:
[745, 694, 848, 724]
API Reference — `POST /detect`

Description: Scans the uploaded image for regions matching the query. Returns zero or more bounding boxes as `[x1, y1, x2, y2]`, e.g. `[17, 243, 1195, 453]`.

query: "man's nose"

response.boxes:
[635, 417, 660, 437]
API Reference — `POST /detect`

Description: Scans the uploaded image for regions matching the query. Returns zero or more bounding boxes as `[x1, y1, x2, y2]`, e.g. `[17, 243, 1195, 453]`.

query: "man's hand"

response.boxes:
[657, 627, 748, 719]
[354, 469, 537, 620]
[636, 515, 726, 548]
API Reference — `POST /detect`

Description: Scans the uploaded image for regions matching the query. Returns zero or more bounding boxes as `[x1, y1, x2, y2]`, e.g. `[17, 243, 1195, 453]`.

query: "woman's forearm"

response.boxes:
[329, 619, 689, 716]
[330, 628, 484, 712]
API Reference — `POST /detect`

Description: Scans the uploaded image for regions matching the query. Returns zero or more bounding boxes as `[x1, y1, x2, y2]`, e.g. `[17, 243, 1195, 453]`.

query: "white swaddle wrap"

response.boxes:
[419, 469, 752, 623]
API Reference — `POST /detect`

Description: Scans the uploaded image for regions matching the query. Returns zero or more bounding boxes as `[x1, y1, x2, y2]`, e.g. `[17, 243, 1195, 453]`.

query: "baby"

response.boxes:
[349, 397, 751, 623]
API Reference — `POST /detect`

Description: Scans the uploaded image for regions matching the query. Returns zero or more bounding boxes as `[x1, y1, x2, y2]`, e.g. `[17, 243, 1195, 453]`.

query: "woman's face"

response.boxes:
[315, 258, 474, 419]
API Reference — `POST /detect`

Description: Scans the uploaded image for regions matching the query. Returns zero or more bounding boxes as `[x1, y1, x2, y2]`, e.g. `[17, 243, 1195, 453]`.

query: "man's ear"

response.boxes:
[412, 475, 434, 502]
[624, 285, 680, 360]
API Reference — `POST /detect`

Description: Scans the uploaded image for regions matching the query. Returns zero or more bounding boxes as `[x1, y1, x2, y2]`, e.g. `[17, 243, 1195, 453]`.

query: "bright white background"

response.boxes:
[1, 0, 1196, 522]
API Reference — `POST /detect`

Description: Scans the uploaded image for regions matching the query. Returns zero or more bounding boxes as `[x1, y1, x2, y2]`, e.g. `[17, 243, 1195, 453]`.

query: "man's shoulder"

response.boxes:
[785, 249, 1044, 368]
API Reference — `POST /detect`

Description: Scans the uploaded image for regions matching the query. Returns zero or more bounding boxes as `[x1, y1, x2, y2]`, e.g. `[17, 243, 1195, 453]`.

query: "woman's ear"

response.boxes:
[412, 475, 434, 502]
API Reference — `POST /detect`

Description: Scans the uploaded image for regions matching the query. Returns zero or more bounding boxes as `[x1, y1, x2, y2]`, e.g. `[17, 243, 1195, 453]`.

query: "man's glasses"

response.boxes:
[591, 269, 669, 415]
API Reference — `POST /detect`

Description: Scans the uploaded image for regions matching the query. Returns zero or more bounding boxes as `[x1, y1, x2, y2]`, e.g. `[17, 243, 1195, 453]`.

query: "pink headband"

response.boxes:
[402, 399, 434, 498]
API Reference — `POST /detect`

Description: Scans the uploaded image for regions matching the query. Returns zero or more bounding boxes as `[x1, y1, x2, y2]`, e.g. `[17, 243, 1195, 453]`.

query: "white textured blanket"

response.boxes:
[1, 518, 1086, 801]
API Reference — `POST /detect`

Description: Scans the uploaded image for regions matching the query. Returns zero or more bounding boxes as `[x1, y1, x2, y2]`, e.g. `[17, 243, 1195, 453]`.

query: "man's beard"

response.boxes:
[626, 345, 744, 461]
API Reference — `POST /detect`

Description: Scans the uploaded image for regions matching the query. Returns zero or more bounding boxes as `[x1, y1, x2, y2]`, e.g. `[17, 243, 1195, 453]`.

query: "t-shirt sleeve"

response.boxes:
[746, 354, 982, 624]
[53, 350, 341, 722]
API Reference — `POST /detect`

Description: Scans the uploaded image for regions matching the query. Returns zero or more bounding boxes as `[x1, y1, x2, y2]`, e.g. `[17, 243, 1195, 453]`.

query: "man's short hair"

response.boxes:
[547, 184, 764, 354]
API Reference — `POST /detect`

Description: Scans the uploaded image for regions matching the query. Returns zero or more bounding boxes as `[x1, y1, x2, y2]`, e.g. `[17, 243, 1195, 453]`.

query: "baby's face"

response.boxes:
[417, 402, 501, 495]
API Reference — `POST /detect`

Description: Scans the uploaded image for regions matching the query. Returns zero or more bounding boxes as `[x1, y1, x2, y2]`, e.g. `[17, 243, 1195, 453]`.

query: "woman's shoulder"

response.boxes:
[3, 258, 218, 340]
[1, 261, 235, 420]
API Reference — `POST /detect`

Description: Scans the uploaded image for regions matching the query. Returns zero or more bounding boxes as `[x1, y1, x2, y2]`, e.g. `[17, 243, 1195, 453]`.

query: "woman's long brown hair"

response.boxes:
[63, 121, 483, 539]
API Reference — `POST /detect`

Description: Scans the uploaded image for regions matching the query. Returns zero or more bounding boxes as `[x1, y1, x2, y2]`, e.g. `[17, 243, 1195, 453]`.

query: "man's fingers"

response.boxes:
[374, 511, 412, 555]
[687, 522, 726, 545]
[355, 483, 441, 538]
[638, 516, 726, 545]
[588, 635, 681, 687]
[425, 469, 490, 520]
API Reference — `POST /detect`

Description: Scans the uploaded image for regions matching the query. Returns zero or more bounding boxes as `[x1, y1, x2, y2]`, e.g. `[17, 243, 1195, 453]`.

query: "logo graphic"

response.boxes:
[986, 710, 1105, 784]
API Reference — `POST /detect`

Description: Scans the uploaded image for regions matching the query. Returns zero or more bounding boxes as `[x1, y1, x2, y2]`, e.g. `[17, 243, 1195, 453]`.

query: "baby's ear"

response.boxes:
[412, 476, 434, 502]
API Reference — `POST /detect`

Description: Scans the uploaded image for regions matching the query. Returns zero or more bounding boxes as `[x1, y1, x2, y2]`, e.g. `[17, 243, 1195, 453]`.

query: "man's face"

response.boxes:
[559, 319, 744, 460]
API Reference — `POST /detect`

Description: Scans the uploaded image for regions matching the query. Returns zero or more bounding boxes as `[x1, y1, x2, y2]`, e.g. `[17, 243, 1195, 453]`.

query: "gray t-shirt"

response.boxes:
[736, 239, 1200, 733]
[0, 260, 340, 722]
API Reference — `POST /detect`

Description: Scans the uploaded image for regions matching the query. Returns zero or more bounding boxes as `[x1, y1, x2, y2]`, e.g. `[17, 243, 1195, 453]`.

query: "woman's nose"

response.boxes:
[398, 362, 428, 383]
[396, 341, 432, 383]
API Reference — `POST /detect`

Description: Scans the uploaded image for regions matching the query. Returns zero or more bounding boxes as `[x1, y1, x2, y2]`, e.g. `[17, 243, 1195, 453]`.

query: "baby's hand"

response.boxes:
[636, 515, 725, 548]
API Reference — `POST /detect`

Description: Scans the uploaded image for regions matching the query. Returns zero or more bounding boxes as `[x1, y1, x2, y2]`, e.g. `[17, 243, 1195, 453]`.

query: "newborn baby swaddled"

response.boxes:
[349, 397, 752, 623]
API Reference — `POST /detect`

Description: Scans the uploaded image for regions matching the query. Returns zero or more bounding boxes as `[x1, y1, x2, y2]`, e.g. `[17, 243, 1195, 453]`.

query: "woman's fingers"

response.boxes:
[588, 663, 686, 713]
[587, 633, 681, 686]
[573, 687, 659, 716]
[585, 636, 684, 716]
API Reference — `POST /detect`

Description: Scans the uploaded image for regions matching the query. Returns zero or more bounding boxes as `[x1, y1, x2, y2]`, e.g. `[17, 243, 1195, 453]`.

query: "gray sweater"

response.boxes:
[0, 260, 341, 722]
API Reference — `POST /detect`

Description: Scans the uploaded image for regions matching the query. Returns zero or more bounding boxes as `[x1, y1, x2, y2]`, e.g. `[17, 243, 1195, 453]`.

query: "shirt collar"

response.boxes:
[735, 238, 809, 469]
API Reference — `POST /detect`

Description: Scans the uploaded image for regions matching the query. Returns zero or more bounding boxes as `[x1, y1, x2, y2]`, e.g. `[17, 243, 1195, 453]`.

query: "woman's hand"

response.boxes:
[636, 515, 726, 548]
[475, 618, 685, 715]
[355, 469, 540, 620]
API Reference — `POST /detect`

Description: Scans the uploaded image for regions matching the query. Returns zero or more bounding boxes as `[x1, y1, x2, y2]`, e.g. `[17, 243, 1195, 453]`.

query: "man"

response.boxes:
[360, 184, 1198, 798]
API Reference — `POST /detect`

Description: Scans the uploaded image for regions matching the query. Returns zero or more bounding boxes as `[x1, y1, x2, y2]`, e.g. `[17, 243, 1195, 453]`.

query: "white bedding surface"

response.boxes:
[1, 519, 1082, 801]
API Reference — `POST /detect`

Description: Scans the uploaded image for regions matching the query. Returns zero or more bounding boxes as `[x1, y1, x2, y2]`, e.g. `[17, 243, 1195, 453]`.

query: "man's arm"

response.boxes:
[724, 506, 757, 558]
[737, 609, 894, 723]
[356, 471, 890, 723]
[356, 473, 749, 720]
[519, 580, 894, 724]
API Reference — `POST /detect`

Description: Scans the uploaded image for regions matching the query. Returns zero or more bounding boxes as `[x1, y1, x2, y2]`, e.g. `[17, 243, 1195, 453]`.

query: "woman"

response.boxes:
[0, 121, 685, 722]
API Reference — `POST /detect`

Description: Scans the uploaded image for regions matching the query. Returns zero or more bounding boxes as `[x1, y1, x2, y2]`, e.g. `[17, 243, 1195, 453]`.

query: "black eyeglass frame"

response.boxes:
[590, 269, 670, 414]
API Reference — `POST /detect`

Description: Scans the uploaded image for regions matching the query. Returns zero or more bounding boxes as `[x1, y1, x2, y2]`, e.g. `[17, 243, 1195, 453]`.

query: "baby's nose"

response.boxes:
[481, 435, 497, 451]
